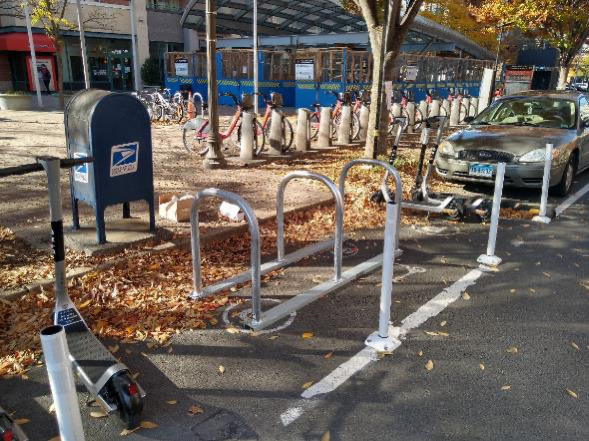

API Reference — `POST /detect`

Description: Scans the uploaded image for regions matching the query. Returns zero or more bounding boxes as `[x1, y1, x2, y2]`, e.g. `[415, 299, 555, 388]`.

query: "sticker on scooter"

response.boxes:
[110, 142, 139, 177]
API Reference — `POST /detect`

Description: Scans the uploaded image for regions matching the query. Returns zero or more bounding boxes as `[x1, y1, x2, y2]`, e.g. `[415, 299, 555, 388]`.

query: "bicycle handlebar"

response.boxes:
[219, 92, 239, 106]
[0, 156, 95, 178]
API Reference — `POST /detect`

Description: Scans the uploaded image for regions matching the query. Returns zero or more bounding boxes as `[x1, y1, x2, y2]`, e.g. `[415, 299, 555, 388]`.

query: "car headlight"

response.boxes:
[519, 148, 546, 163]
[440, 141, 455, 157]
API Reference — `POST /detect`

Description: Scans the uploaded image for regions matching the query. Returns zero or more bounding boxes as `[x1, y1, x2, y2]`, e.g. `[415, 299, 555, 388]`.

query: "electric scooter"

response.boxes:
[0, 406, 28, 441]
[0, 157, 145, 429]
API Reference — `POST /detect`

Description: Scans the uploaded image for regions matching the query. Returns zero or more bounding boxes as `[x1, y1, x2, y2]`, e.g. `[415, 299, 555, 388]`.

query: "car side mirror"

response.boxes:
[463, 116, 475, 124]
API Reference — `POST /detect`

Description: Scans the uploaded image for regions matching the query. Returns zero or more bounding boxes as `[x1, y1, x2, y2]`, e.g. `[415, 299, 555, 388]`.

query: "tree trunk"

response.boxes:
[364, 28, 382, 159]
[557, 65, 570, 90]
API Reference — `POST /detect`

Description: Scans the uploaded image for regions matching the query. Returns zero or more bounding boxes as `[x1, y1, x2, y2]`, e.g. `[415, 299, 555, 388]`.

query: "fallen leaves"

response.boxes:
[440, 321, 447, 327]
[302, 332, 314, 339]
[139, 421, 158, 429]
[571, 341, 580, 351]
[321, 430, 330, 441]
[166, 399, 177, 405]
[462, 292, 470, 300]
[302, 381, 314, 389]
[268, 335, 279, 340]
[479, 362, 485, 371]
[566, 389, 578, 398]
[323, 352, 334, 359]
[90, 411, 108, 418]
[120, 428, 140, 436]
[218, 365, 226, 374]
[226, 327, 240, 334]
[188, 405, 204, 415]
[417, 350, 423, 357]
[506, 347, 518, 354]
[501, 385, 511, 391]
[13, 418, 29, 425]
[425, 360, 434, 371]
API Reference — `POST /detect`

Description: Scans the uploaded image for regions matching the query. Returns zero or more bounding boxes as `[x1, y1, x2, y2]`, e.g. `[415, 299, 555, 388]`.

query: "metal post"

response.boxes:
[75, 0, 90, 89]
[253, 0, 258, 115]
[40, 325, 85, 441]
[533, 144, 553, 224]
[129, 0, 141, 91]
[203, 0, 226, 168]
[365, 201, 402, 353]
[24, 3, 43, 107]
[477, 162, 506, 267]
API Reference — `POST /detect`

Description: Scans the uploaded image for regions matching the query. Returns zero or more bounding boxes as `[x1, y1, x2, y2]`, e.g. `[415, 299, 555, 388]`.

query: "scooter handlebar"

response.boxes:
[0, 156, 95, 178]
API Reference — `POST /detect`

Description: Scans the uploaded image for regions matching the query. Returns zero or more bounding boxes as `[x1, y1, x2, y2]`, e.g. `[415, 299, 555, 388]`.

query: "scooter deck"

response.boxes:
[57, 307, 120, 387]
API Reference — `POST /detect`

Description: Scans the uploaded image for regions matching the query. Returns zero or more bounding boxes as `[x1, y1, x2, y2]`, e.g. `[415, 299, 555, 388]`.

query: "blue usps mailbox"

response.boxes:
[65, 89, 155, 244]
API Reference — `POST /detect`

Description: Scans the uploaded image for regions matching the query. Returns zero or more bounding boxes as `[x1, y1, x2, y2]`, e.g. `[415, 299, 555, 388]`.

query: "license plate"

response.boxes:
[468, 163, 493, 178]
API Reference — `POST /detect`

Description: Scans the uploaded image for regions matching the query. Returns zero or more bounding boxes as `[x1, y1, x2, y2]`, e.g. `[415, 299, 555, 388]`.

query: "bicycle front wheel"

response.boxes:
[182, 119, 209, 156]
[350, 113, 361, 140]
[310, 113, 320, 139]
[263, 115, 292, 153]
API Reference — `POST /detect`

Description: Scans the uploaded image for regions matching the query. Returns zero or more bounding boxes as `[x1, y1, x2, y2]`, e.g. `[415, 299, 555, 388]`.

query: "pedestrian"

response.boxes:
[38, 64, 51, 94]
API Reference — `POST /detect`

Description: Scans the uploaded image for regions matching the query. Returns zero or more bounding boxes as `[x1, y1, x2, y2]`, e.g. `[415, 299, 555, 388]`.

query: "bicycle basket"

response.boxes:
[270, 92, 283, 107]
[240, 93, 254, 109]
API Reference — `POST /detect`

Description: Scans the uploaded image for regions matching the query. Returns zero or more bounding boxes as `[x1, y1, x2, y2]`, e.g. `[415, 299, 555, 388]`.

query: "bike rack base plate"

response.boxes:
[365, 332, 402, 354]
[532, 215, 552, 224]
[477, 254, 502, 267]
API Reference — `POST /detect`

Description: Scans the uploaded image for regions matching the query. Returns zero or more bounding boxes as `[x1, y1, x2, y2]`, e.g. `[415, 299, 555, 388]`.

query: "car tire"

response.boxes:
[552, 154, 576, 197]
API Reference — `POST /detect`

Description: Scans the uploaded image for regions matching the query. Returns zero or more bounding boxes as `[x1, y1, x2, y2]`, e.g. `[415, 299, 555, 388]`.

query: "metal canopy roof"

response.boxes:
[180, 0, 493, 59]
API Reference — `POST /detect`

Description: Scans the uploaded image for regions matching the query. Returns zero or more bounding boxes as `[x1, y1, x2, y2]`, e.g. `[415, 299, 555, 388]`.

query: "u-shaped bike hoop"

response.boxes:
[276, 171, 344, 281]
[190, 189, 263, 322]
[338, 159, 403, 255]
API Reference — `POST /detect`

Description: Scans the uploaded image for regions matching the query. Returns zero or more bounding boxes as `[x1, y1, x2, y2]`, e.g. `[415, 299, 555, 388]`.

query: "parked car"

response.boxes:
[435, 90, 589, 196]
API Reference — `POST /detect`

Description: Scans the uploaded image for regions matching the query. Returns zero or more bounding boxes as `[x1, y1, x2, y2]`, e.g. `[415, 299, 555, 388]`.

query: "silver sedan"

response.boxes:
[435, 91, 589, 196]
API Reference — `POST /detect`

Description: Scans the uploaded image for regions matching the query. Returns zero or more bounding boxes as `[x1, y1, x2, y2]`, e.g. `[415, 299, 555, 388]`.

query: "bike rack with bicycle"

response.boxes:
[188, 160, 403, 331]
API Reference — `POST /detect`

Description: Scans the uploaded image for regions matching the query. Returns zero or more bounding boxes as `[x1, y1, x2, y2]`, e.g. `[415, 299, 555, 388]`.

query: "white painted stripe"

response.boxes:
[555, 181, 589, 217]
[301, 347, 378, 399]
[280, 268, 483, 426]
[399, 269, 482, 333]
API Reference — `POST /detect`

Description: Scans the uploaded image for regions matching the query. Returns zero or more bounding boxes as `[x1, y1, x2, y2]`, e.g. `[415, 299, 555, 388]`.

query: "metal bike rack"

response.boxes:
[339, 159, 403, 256]
[277, 171, 344, 280]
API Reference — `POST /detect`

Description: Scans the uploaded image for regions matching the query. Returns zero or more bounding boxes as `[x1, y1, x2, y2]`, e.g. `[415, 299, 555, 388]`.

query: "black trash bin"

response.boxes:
[64, 89, 155, 244]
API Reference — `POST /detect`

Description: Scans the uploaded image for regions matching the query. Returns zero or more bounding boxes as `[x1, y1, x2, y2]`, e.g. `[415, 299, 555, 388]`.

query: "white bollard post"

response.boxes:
[533, 143, 553, 224]
[406, 101, 416, 134]
[41, 325, 85, 441]
[318, 107, 333, 148]
[358, 105, 370, 142]
[450, 99, 460, 127]
[365, 201, 401, 353]
[295, 108, 310, 152]
[429, 99, 441, 118]
[419, 100, 429, 126]
[470, 98, 479, 117]
[478, 162, 506, 267]
[337, 105, 352, 145]
[391, 103, 402, 118]
[441, 99, 451, 126]
[461, 97, 471, 124]
[240, 111, 255, 160]
[268, 109, 284, 155]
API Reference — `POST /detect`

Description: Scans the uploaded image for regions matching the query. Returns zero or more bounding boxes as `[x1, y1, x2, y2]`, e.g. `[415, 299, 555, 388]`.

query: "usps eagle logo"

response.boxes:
[110, 142, 139, 177]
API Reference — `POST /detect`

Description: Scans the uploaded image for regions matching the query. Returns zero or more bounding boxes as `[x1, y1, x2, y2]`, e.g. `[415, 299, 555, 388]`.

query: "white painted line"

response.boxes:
[555, 181, 589, 217]
[280, 268, 483, 426]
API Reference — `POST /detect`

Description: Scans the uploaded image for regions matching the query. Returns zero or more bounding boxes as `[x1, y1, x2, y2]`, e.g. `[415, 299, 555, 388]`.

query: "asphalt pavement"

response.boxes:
[2, 173, 589, 441]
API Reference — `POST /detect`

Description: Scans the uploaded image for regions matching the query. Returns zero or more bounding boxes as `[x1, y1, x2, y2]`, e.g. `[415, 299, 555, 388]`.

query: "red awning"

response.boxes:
[0, 33, 56, 52]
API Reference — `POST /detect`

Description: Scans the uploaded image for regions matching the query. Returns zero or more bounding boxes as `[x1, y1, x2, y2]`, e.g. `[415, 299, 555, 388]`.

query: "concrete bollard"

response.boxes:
[429, 99, 441, 118]
[406, 102, 416, 134]
[295, 108, 311, 152]
[470, 98, 479, 117]
[533, 144, 553, 224]
[318, 107, 333, 148]
[419, 100, 429, 128]
[460, 97, 470, 124]
[337, 105, 352, 145]
[477, 162, 506, 267]
[358, 105, 370, 142]
[268, 109, 284, 155]
[441, 99, 451, 125]
[450, 99, 460, 126]
[240, 111, 255, 161]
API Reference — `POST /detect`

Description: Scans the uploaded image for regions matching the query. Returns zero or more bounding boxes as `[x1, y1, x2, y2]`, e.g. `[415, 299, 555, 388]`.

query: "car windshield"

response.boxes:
[472, 96, 576, 129]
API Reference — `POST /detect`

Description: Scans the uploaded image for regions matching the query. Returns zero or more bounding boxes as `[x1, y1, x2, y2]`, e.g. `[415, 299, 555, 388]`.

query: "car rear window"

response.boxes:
[473, 97, 576, 129]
